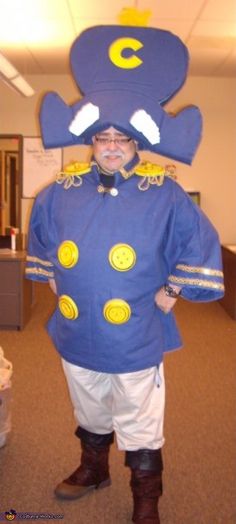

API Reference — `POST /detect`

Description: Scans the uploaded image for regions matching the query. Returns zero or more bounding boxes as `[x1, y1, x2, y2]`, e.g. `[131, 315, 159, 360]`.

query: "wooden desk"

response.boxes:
[0, 250, 33, 330]
[219, 245, 236, 320]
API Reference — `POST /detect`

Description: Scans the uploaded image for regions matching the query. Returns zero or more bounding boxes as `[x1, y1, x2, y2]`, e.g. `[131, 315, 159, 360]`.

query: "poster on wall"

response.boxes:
[23, 137, 63, 198]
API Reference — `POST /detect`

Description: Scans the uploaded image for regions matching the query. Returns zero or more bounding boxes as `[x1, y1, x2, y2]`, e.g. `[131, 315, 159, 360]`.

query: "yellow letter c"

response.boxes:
[108, 37, 143, 69]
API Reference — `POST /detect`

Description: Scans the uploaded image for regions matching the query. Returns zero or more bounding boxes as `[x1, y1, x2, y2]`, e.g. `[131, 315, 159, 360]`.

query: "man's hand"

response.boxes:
[49, 278, 57, 295]
[155, 285, 181, 314]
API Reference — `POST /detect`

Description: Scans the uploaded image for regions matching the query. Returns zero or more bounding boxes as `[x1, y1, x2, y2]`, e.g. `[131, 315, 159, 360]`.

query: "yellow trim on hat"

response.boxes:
[109, 37, 143, 69]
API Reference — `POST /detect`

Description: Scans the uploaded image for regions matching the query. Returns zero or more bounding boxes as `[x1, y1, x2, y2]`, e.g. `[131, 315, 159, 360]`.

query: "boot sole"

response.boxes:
[54, 478, 112, 500]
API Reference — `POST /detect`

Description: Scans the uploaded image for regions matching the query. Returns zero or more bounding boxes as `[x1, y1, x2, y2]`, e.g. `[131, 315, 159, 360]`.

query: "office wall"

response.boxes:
[0, 74, 236, 243]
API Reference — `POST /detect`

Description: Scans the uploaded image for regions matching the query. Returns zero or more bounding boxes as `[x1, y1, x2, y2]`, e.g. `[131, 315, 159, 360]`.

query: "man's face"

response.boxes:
[92, 127, 137, 173]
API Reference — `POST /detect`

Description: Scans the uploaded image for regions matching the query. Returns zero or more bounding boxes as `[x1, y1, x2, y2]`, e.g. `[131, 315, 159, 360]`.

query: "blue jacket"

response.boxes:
[26, 155, 224, 373]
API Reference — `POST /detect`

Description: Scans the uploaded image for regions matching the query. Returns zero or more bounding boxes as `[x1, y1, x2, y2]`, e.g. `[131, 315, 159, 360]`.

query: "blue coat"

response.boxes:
[26, 155, 224, 373]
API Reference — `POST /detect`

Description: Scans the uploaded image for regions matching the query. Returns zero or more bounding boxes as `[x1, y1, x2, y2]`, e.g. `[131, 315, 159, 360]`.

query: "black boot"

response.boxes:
[125, 449, 163, 524]
[55, 427, 114, 500]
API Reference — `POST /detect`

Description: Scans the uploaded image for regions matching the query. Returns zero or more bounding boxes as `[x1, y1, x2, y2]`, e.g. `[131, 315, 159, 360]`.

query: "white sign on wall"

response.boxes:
[23, 137, 62, 198]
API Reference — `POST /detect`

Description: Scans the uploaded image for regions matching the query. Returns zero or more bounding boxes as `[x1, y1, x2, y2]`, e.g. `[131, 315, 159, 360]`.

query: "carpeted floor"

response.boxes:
[0, 283, 236, 524]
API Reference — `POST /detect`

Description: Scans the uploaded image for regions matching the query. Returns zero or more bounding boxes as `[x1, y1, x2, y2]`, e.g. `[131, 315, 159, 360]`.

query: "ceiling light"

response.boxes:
[0, 52, 18, 78]
[11, 75, 35, 97]
[0, 52, 35, 97]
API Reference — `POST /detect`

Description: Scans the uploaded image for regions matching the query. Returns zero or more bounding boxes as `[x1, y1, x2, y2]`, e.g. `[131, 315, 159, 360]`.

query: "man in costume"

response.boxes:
[26, 24, 224, 524]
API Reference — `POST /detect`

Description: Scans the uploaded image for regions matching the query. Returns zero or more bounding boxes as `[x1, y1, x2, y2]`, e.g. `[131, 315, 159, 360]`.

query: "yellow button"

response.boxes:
[58, 241, 79, 268]
[103, 299, 131, 324]
[59, 295, 79, 320]
[109, 243, 136, 271]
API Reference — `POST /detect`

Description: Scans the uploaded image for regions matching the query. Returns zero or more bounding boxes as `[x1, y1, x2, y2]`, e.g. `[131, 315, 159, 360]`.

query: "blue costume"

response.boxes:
[25, 20, 225, 519]
[26, 155, 224, 373]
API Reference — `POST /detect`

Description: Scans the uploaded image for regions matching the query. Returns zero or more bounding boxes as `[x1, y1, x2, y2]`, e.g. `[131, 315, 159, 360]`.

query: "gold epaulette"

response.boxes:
[56, 162, 92, 189]
[135, 161, 165, 178]
[60, 161, 91, 177]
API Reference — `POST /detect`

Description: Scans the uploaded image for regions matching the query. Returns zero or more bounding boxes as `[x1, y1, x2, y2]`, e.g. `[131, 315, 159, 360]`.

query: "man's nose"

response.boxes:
[107, 139, 118, 150]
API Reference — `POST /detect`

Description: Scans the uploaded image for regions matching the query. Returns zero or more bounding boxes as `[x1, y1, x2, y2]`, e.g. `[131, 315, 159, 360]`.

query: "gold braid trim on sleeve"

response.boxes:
[169, 275, 224, 291]
[26, 256, 54, 267]
[176, 264, 223, 277]
[25, 267, 54, 279]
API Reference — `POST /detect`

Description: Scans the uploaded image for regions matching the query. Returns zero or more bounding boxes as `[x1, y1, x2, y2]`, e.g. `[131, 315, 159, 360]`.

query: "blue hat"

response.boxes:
[40, 25, 202, 164]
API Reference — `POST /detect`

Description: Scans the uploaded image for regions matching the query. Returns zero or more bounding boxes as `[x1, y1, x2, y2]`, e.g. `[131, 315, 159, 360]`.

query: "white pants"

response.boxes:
[61, 359, 165, 451]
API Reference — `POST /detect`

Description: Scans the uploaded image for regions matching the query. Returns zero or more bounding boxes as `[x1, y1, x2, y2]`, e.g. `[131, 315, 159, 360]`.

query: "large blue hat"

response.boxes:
[40, 25, 202, 164]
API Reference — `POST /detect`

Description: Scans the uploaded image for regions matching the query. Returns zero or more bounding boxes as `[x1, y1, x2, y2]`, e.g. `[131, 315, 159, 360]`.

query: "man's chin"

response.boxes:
[102, 158, 123, 172]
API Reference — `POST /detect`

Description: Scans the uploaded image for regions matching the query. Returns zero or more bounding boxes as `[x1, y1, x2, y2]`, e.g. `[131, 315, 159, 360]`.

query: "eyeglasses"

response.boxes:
[95, 136, 132, 146]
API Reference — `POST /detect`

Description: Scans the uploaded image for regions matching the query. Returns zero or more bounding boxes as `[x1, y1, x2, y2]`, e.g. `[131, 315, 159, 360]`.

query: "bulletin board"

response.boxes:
[22, 137, 63, 198]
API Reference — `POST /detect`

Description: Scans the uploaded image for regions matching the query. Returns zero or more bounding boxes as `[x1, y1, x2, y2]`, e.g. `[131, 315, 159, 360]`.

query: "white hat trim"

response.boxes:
[130, 109, 160, 145]
[69, 102, 100, 136]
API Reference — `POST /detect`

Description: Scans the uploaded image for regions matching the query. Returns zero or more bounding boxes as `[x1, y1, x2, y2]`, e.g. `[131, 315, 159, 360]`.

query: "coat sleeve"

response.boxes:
[164, 184, 224, 302]
[25, 192, 55, 282]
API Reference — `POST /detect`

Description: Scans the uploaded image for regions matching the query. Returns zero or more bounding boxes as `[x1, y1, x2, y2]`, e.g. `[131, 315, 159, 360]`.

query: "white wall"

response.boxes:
[0, 74, 236, 243]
